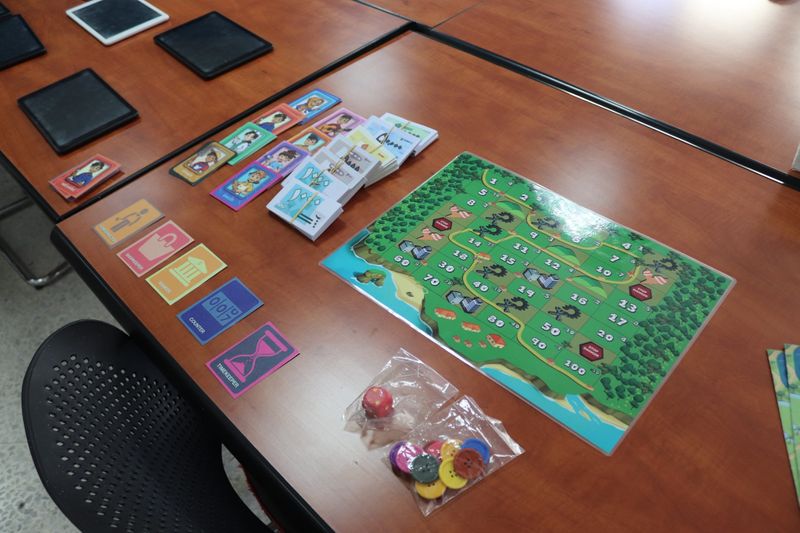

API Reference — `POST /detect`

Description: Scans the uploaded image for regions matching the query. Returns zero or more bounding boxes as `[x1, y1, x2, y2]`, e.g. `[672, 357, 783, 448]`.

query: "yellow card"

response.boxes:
[146, 244, 226, 305]
[348, 126, 394, 166]
[94, 199, 163, 247]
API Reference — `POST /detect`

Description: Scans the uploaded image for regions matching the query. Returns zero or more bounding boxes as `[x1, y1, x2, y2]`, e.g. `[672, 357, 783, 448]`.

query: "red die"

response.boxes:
[362, 386, 394, 418]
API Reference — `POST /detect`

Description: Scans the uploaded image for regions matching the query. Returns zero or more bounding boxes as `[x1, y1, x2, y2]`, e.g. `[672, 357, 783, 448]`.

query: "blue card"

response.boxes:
[210, 163, 282, 211]
[177, 278, 262, 344]
[287, 88, 341, 124]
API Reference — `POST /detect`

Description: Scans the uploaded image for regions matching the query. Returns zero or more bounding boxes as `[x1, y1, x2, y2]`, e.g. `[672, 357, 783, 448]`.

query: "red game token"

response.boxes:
[362, 386, 393, 418]
[423, 439, 444, 459]
[453, 448, 484, 480]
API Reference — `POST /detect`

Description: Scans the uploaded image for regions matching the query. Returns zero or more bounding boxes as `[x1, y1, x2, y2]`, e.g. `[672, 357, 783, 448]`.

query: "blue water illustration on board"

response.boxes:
[323, 229, 626, 453]
[483, 368, 625, 454]
[322, 230, 432, 334]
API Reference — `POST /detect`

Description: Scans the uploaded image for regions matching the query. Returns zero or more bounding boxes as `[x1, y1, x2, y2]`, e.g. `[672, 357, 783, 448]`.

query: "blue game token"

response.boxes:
[461, 438, 491, 463]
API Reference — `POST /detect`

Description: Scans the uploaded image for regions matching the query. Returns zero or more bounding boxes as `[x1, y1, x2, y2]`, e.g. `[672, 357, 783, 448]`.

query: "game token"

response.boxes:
[388, 441, 406, 469]
[438, 459, 468, 490]
[440, 439, 462, 461]
[394, 442, 423, 474]
[409, 454, 440, 484]
[461, 438, 491, 463]
[415, 479, 447, 500]
[362, 386, 393, 418]
[423, 439, 444, 459]
[453, 448, 484, 480]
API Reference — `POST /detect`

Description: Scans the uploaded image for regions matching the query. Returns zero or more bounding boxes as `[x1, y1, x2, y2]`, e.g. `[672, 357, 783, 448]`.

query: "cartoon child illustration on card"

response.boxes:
[316, 112, 361, 138]
[227, 167, 270, 198]
[257, 111, 290, 132]
[226, 129, 262, 154]
[290, 129, 328, 153]
[186, 146, 222, 175]
[65, 159, 108, 187]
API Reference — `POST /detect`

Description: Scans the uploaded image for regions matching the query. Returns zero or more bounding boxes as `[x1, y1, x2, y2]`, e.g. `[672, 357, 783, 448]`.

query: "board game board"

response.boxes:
[323, 153, 733, 453]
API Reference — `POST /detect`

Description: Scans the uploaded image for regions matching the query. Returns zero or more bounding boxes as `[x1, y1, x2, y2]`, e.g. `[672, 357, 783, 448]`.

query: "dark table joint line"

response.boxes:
[412, 25, 800, 193]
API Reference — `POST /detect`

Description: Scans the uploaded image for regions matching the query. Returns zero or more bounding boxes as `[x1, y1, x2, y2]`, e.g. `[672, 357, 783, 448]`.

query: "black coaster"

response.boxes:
[18, 69, 139, 154]
[0, 15, 46, 70]
[154, 11, 272, 80]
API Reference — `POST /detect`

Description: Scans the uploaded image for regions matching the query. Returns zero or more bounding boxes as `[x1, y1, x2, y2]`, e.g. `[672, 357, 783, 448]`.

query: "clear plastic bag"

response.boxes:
[387, 395, 524, 516]
[343, 349, 459, 449]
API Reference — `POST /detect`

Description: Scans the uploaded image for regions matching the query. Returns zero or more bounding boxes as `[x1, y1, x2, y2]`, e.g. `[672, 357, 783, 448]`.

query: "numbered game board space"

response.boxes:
[324, 152, 733, 454]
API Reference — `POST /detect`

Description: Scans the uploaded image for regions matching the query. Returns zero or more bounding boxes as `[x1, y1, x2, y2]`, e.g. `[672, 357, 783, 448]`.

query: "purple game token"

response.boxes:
[394, 442, 423, 474]
[388, 441, 406, 469]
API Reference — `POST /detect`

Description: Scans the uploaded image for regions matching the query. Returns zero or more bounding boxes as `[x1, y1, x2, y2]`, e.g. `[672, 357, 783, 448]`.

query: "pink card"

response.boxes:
[116, 220, 193, 277]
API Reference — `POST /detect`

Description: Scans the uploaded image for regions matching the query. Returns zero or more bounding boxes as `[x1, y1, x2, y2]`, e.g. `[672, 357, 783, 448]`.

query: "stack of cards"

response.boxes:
[266, 179, 342, 241]
[766, 345, 800, 503]
[49, 155, 121, 200]
[266, 110, 438, 240]
[380, 112, 438, 156]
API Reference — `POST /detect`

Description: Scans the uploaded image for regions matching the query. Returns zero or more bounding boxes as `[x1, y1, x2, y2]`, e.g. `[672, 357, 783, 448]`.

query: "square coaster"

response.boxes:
[18, 69, 138, 154]
[0, 15, 46, 70]
[154, 11, 272, 80]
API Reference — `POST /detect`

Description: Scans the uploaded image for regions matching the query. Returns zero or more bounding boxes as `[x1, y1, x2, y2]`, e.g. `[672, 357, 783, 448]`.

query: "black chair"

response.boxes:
[22, 320, 269, 532]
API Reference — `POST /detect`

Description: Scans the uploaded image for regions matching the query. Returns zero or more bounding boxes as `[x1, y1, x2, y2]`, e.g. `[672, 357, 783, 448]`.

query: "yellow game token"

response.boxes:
[438, 459, 468, 489]
[415, 479, 447, 500]
[440, 439, 462, 460]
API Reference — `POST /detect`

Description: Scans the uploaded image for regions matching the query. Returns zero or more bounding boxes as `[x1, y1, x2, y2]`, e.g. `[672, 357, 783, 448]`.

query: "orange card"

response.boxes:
[146, 244, 227, 305]
[93, 199, 163, 247]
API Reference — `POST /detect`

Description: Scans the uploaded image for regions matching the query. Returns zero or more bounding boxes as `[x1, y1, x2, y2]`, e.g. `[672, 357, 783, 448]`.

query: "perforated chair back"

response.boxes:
[22, 320, 268, 532]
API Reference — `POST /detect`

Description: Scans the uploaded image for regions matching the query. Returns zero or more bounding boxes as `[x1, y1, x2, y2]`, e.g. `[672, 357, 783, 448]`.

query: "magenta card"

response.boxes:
[116, 220, 194, 277]
[206, 322, 298, 398]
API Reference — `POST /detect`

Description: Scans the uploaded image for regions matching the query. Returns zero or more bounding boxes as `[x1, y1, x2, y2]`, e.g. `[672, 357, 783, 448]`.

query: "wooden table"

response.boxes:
[0, 0, 404, 220]
[54, 33, 800, 531]
[437, 0, 800, 175]
[356, 0, 481, 27]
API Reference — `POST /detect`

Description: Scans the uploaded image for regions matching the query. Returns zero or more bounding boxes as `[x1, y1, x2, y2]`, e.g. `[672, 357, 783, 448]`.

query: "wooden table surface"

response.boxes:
[0, 0, 404, 220]
[438, 0, 800, 174]
[356, 0, 481, 27]
[57, 33, 800, 531]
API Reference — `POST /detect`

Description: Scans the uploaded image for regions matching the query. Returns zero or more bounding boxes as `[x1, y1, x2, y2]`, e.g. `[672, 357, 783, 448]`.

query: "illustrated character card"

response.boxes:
[117, 220, 193, 276]
[288, 127, 330, 154]
[206, 322, 299, 398]
[287, 88, 341, 123]
[49, 154, 121, 200]
[94, 198, 163, 247]
[178, 278, 262, 345]
[210, 163, 282, 211]
[254, 103, 302, 135]
[170, 142, 235, 185]
[256, 141, 308, 178]
[220, 122, 276, 165]
[312, 108, 365, 139]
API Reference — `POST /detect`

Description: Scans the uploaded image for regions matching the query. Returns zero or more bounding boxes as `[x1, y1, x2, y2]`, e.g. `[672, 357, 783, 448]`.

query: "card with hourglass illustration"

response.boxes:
[117, 220, 193, 276]
[206, 321, 299, 398]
